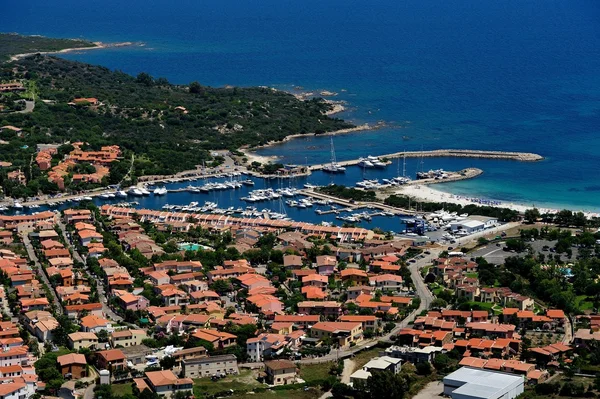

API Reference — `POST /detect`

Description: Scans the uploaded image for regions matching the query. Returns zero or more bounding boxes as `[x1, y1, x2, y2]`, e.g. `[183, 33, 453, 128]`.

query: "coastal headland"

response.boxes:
[8, 41, 135, 61]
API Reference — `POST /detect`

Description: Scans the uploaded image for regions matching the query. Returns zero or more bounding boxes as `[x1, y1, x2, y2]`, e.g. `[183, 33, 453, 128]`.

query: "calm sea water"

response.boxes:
[4, 0, 600, 211]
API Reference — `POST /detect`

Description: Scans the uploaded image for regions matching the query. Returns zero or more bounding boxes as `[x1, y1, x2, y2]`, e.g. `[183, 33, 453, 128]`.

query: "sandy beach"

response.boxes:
[395, 184, 600, 217]
[9, 41, 135, 61]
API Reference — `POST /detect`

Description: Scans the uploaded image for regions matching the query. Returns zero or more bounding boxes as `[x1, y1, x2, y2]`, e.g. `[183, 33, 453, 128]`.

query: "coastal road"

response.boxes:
[22, 233, 63, 315]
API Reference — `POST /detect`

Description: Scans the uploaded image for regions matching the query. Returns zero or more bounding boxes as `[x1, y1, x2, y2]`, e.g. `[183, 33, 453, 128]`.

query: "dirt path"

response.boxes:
[412, 381, 443, 399]
[340, 358, 356, 384]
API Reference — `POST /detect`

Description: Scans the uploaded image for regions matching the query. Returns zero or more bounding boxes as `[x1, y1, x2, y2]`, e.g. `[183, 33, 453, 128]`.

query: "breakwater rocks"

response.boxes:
[310, 149, 542, 170]
[384, 149, 543, 162]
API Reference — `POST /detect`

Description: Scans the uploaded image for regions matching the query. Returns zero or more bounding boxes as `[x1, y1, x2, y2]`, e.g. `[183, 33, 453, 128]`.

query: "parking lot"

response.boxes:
[470, 238, 580, 264]
[469, 243, 514, 264]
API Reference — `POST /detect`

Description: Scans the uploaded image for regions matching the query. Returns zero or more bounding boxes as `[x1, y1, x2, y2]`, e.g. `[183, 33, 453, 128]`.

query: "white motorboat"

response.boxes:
[358, 158, 374, 168]
[153, 187, 168, 195]
[128, 187, 144, 196]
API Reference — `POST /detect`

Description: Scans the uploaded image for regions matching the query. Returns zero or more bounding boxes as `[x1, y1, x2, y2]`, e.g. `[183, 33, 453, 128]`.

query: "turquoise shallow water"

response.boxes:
[3, 0, 600, 211]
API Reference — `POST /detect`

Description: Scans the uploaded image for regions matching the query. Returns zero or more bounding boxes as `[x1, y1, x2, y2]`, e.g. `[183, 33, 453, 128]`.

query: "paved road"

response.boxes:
[16, 100, 35, 114]
[83, 383, 95, 399]
[56, 216, 123, 322]
[563, 316, 573, 344]
[22, 233, 63, 315]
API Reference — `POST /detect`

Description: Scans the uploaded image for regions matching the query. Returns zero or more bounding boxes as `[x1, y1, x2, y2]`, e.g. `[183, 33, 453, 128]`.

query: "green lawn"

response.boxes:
[350, 347, 382, 373]
[466, 272, 478, 279]
[575, 295, 594, 311]
[111, 383, 133, 397]
[298, 362, 335, 384]
[193, 370, 262, 397]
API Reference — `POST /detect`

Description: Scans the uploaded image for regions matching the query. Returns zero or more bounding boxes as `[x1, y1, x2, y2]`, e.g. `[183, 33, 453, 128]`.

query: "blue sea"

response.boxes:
[4, 0, 600, 211]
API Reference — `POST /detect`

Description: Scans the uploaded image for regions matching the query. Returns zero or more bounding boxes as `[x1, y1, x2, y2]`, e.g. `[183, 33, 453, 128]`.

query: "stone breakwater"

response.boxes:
[310, 149, 542, 170]
[385, 149, 543, 161]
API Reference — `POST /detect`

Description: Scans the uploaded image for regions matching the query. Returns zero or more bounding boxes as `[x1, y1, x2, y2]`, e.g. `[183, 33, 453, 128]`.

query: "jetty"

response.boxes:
[302, 189, 420, 216]
[310, 149, 543, 171]
[405, 168, 483, 186]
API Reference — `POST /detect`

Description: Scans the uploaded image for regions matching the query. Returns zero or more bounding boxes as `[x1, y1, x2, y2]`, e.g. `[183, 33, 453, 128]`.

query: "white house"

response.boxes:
[0, 379, 28, 399]
[349, 356, 402, 385]
[369, 274, 403, 292]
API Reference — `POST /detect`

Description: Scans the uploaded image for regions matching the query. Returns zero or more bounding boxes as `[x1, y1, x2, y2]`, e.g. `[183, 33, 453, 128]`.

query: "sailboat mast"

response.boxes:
[330, 137, 336, 165]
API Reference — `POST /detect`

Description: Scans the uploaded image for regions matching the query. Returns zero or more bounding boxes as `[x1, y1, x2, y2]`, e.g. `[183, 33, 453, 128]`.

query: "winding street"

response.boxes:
[21, 233, 63, 315]
[55, 216, 123, 322]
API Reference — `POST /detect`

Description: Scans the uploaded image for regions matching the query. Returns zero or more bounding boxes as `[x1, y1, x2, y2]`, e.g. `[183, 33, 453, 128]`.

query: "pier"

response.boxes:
[309, 149, 543, 171]
[302, 189, 420, 216]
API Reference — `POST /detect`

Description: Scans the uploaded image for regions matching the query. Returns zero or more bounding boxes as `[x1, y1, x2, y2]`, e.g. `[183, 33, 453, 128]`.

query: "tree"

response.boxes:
[189, 81, 203, 94]
[136, 72, 154, 86]
[415, 361, 432, 375]
[97, 329, 109, 343]
[159, 356, 176, 370]
[384, 322, 396, 334]
[433, 353, 451, 372]
[524, 208, 540, 224]
[358, 371, 407, 399]
[430, 298, 447, 309]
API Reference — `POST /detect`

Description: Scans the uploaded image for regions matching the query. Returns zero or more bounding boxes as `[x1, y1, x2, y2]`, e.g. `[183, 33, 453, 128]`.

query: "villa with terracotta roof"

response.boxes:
[298, 301, 341, 318]
[340, 269, 369, 286]
[339, 315, 379, 332]
[137, 370, 193, 398]
[57, 353, 87, 379]
[310, 322, 363, 347]
[97, 349, 126, 371]
[191, 329, 237, 349]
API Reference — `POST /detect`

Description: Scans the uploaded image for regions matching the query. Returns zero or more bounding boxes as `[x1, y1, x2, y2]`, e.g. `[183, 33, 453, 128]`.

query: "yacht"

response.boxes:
[116, 190, 127, 198]
[99, 193, 111, 199]
[153, 187, 168, 195]
[304, 183, 321, 189]
[12, 202, 23, 209]
[83, 196, 93, 201]
[323, 137, 346, 173]
[139, 187, 151, 195]
[128, 187, 144, 196]
[241, 179, 255, 186]
[358, 157, 374, 168]
[368, 155, 387, 168]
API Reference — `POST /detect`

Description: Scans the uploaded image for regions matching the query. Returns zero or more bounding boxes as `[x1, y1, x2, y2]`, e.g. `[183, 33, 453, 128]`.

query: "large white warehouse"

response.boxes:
[443, 367, 524, 399]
